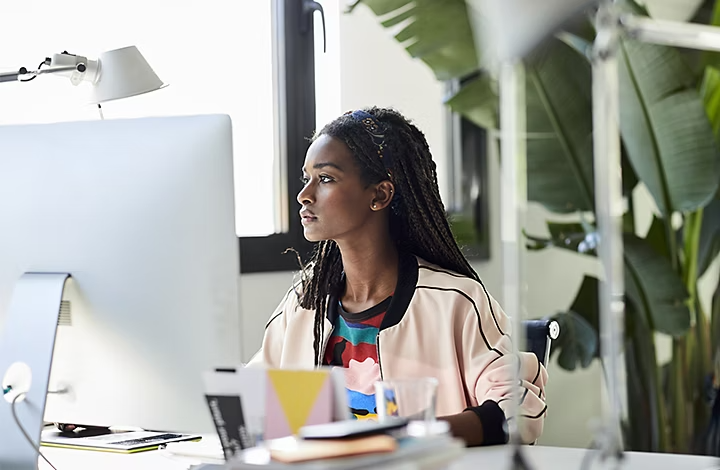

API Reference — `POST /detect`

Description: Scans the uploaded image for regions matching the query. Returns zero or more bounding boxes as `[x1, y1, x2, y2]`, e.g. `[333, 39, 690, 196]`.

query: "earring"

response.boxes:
[372, 203, 377, 209]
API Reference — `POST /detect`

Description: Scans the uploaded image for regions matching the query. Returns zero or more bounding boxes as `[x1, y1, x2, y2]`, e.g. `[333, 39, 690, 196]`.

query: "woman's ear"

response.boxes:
[370, 181, 395, 211]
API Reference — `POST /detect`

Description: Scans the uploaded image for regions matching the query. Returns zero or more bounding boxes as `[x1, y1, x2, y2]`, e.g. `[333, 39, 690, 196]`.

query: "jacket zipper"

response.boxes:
[376, 332, 384, 380]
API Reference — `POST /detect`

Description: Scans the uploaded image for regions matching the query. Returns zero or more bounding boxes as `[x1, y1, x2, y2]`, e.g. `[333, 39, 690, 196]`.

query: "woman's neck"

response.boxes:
[337, 240, 399, 313]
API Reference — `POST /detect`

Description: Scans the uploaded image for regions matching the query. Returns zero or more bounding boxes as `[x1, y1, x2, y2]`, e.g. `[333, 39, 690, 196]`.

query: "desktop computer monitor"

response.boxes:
[0, 114, 241, 435]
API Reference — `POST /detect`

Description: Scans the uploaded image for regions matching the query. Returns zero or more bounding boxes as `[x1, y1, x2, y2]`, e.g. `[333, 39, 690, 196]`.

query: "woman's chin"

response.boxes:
[302, 229, 323, 243]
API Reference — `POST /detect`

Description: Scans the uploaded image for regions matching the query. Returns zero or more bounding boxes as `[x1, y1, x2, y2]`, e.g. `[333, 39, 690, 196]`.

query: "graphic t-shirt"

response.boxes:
[323, 296, 392, 420]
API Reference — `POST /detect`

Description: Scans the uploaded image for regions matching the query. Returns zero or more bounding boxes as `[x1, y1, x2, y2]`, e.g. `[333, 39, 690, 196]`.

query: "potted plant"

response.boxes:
[350, 0, 720, 453]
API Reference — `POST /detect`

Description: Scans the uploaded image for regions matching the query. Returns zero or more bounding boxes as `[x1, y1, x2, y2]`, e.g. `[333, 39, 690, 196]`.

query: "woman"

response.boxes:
[249, 107, 547, 446]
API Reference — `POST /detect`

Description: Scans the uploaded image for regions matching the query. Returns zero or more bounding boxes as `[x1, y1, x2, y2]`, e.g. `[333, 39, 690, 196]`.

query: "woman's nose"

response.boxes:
[297, 182, 314, 205]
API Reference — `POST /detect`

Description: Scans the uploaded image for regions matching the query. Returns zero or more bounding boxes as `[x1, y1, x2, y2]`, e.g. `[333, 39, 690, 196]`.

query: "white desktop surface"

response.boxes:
[40, 438, 720, 470]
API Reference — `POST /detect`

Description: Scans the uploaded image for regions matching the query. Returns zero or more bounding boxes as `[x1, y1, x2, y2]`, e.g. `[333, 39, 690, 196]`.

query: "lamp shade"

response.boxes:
[468, 0, 596, 63]
[88, 46, 166, 104]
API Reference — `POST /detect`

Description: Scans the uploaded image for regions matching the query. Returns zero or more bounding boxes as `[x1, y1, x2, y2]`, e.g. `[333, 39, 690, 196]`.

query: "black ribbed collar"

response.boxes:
[326, 250, 418, 331]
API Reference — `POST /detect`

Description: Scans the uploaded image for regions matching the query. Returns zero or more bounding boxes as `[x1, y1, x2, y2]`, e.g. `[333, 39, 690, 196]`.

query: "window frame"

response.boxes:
[239, 0, 316, 273]
[445, 76, 491, 262]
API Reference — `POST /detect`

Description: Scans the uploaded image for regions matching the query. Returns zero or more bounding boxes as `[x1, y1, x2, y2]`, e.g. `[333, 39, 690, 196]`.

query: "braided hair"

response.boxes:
[298, 106, 480, 365]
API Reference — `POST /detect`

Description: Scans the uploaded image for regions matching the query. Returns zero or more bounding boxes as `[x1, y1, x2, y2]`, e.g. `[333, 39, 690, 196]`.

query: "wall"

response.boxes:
[239, 2, 718, 449]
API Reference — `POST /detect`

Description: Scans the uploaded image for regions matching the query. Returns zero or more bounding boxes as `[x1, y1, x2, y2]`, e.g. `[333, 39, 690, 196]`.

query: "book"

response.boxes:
[40, 428, 201, 454]
[268, 435, 398, 463]
[195, 434, 465, 470]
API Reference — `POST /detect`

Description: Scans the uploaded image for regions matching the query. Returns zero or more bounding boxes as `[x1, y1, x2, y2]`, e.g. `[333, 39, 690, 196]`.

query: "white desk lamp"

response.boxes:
[0, 45, 166, 105]
[0, 46, 164, 470]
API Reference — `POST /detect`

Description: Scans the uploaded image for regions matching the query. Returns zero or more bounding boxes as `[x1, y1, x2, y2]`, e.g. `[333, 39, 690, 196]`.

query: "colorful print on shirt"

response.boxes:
[324, 296, 392, 420]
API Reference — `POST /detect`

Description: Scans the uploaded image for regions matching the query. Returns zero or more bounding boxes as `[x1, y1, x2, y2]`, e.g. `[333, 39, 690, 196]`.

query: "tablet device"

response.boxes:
[298, 418, 409, 440]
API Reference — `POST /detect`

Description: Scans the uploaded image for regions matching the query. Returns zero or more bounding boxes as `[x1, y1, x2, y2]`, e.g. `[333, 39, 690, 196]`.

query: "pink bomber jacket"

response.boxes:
[248, 252, 548, 444]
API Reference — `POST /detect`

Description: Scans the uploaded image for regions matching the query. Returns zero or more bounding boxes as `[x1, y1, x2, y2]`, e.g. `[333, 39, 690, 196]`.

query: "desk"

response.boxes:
[41, 441, 720, 470]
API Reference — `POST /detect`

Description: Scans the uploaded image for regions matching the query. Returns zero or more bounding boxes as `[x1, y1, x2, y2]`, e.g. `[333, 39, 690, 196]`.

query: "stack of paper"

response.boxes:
[193, 434, 464, 470]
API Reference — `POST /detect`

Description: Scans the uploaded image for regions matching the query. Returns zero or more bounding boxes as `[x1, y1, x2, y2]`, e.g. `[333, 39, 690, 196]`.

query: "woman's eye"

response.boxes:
[300, 176, 309, 184]
[319, 175, 333, 183]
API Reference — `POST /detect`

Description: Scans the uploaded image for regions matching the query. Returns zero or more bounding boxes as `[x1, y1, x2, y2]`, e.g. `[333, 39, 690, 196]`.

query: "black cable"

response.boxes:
[579, 438, 625, 470]
[18, 61, 46, 83]
[579, 442, 599, 470]
[510, 444, 534, 470]
[10, 393, 59, 470]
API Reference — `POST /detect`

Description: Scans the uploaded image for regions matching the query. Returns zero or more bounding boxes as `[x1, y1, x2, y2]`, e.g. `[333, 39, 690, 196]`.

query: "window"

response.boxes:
[238, 0, 319, 272]
[1, 0, 276, 238]
[0, 0, 320, 273]
[445, 78, 491, 261]
[313, 0, 342, 132]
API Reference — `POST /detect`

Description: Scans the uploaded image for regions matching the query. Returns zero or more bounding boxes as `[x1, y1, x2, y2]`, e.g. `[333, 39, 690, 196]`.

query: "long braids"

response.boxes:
[298, 107, 480, 365]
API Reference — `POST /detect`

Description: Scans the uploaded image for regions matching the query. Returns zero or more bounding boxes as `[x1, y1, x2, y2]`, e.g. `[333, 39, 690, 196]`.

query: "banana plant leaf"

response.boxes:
[525, 219, 599, 254]
[448, 33, 638, 213]
[701, 65, 720, 203]
[625, 300, 666, 452]
[673, 200, 720, 278]
[549, 276, 600, 370]
[617, 35, 720, 216]
[446, 36, 599, 213]
[550, 311, 598, 370]
[624, 234, 691, 336]
[698, 1, 720, 73]
[445, 73, 497, 130]
[526, 222, 692, 336]
[524, 37, 595, 213]
[712, 281, 720, 353]
[696, 200, 720, 278]
[701, 65, 720, 138]
[647, 215, 670, 260]
[352, 0, 479, 81]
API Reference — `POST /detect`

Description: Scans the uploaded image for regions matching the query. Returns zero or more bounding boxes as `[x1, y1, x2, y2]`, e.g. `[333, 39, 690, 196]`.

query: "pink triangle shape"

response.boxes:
[264, 375, 292, 440]
[304, 377, 333, 426]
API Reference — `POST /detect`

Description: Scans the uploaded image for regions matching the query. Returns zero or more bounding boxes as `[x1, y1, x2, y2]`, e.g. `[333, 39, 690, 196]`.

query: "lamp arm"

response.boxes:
[0, 64, 87, 84]
[0, 68, 29, 83]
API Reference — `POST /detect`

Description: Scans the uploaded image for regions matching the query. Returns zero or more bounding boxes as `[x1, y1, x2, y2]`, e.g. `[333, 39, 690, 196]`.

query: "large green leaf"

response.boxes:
[549, 276, 600, 371]
[697, 200, 720, 277]
[448, 35, 600, 213]
[354, 0, 478, 81]
[646, 215, 670, 260]
[617, 35, 720, 216]
[521, 37, 595, 213]
[673, 200, 720, 277]
[624, 301, 667, 451]
[526, 223, 691, 336]
[550, 311, 598, 371]
[624, 234, 691, 336]
[525, 218, 601, 254]
[701, 65, 720, 138]
[524, 220, 598, 254]
[712, 280, 720, 352]
[445, 73, 497, 129]
[697, 0, 720, 72]
[570, 276, 600, 333]
[622, 143, 640, 196]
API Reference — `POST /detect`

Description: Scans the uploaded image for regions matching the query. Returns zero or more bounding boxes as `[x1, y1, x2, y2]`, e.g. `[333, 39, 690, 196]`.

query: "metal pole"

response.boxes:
[622, 14, 720, 51]
[499, 59, 531, 469]
[591, 1, 625, 466]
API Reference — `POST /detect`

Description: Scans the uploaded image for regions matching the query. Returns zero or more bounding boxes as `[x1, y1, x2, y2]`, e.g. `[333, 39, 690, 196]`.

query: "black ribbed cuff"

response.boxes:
[465, 399, 509, 446]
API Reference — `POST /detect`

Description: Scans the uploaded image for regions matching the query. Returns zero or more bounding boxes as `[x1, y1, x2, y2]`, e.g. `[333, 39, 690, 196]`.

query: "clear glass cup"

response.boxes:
[374, 377, 438, 422]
